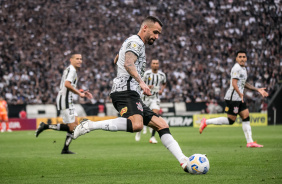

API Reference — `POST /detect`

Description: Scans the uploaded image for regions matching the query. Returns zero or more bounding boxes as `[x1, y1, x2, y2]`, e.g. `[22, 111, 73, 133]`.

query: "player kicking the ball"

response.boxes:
[199, 50, 268, 148]
[73, 16, 190, 172]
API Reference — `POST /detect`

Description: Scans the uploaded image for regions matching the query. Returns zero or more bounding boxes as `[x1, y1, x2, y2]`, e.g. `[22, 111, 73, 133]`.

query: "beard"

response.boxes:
[148, 38, 155, 45]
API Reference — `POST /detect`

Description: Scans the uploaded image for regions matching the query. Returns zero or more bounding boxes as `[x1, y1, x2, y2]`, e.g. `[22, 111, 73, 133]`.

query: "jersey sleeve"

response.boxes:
[125, 41, 142, 56]
[65, 68, 76, 83]
[231, 68, 240, 79]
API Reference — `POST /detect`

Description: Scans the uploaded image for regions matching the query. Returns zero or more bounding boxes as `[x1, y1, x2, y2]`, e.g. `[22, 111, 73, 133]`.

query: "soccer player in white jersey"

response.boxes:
[35, 54, 93, 154]
[135, 59, 166, 144]
[199, 51, 268, 148]
[73, 16, 190, 173]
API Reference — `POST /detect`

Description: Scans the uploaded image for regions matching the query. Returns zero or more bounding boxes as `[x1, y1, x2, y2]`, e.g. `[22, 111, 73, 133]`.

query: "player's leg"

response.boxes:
[73, 91, 144, 139]
[135, 131, 141, 141]
[142, 125, 147, 134]
[147, 115, 189, 172]
[60, 114, 79, 154]
[0, 115, 5, 132]
[239, 108, 263, 148]
[1, 116, 5, 132]
[74, 114, 142, 139]
[60, 108, 78, 154]
[143, 104, 188, 171]
[149, 108, 159, 144]
[3, 114, 12, 132]
[149, 129, 157, 143]
[35, 109, 73, 137]
[135, 99, 151, 141]
[199, 100, 237, 134]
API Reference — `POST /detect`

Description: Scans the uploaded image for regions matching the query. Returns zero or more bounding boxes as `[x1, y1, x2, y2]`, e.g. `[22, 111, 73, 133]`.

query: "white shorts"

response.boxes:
[143, 98, 160, 110]
[60, 108, 78, 124]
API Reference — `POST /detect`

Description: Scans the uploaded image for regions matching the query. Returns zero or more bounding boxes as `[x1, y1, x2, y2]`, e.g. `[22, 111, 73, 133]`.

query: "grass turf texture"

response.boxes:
[0, 126, 281, 184]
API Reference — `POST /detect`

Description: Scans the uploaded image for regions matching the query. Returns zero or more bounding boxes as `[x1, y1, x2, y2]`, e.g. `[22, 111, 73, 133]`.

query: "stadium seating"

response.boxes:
[0, 0, 281, 113]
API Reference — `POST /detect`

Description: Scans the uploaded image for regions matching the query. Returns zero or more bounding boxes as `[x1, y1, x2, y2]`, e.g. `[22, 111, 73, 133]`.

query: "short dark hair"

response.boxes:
[70, 53, 81, 58]
[143, 16, 163, 27]
[236, 50, 247, 57]
[151, 59, 159, 63]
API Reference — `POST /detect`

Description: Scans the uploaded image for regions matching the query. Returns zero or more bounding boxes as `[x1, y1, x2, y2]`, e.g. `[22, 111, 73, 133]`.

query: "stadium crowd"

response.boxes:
[0, 0, 281, 112]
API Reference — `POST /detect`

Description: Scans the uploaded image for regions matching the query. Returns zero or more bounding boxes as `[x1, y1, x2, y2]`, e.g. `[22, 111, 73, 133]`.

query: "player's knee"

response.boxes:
[128, 119, 143, 132]
[242, 116, 250, 122]
[134, 124, 143, 132]
[228, 118, 235, 125]
[160, 123, 169, 130]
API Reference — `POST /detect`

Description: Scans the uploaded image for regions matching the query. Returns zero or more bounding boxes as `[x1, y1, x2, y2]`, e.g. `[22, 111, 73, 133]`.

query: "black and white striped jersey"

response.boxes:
[142, 69, 166, 100]
[56, 65, 78, 110]
[110, 35, 146, 96]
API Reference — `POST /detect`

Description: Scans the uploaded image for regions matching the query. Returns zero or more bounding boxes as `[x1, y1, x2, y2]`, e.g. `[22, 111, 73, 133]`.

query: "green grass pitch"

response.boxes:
[0, 126, 281, 184]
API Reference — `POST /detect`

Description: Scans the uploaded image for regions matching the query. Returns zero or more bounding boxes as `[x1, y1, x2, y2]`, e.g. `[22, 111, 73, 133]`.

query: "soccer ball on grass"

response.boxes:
[186, 154, 210, 174]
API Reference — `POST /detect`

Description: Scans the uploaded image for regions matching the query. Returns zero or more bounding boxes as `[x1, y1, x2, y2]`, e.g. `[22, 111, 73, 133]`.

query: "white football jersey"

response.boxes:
[56, 65, 78, 110]
[110, 35, 146, 96]
[224, 63, 247, 101]
[141, 69, 166, 101]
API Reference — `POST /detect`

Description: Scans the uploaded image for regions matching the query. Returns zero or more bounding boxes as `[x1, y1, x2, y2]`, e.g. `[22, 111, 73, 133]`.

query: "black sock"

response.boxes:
[157, 128, 171, 138]
[48, 124, 71, 133]
[43, 123, 49, 129]
[151, 129, 156, 137]
[63, 133, 73, 151]
[59, 124, 71, 133]
[126, 119, 133, 133]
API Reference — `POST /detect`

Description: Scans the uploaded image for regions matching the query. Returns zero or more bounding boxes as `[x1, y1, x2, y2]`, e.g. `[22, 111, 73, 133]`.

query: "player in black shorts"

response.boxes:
[199, 51, 269, 148]
[73, 16, 190, 173]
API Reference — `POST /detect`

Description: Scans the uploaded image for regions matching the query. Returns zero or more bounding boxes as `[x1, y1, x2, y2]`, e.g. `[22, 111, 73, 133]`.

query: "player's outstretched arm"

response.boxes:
[245, 82, 269, 98]
[257, 88, 269, 98]
[65, 81, 92, 99]
[81, 90, 93, 100]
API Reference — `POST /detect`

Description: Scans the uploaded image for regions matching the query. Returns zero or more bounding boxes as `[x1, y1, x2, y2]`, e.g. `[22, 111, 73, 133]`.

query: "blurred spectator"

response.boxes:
[260, 99, 268, 113]
[206, 99, 223, 114]
[19, 109, 27, 119]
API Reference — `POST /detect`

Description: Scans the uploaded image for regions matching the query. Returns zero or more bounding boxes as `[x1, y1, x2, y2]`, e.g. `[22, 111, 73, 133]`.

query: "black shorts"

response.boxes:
[224, 100, 248, 116]
[110, 91, 158, 126]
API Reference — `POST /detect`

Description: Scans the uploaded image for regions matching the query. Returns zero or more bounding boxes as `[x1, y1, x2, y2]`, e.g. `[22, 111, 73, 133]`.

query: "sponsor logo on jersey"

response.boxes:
[120, 107, 128, 116]
[233, 107, 239, 114]
[126, 42, 139, 52]
[132, 42, 138, 48]
[136, 102, 143, 112]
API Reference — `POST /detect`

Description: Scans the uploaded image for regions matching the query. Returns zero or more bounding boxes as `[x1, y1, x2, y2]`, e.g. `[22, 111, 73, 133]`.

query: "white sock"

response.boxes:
[160, 134, 186, 164]
[88, 117, 127, 132]
[206, 117, 229, 125]
[49, 124, 60, 130]
[242, 121, 253, 143]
